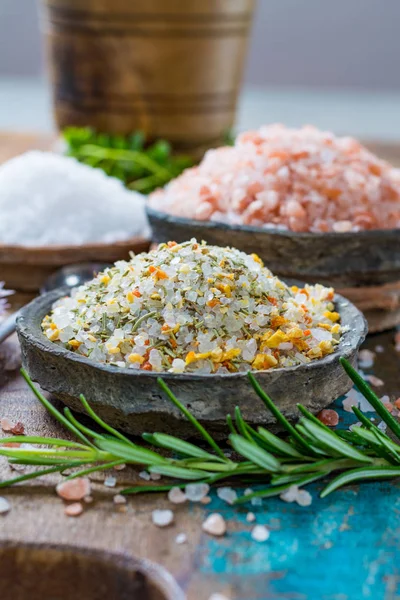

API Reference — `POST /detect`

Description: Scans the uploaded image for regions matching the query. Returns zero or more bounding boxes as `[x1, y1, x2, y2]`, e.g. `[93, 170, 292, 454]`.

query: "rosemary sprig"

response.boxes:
[63, 127, 194, 194]
[1, 358, 400, 503]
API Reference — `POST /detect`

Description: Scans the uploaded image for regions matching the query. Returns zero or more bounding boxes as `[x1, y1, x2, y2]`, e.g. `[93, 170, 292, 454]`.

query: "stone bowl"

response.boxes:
[147, 206, 400, 288]
[16, 288, 367, 439]
[0, 541, 185, 600]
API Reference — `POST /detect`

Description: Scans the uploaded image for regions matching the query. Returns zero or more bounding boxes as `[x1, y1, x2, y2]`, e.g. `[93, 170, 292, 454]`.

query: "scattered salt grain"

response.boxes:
[114, 463, 126, 471]
[139, 471, 151, 481]
[56, 477, 91, 501]
[251, 525, 270, 542]
[296, 490, 313, 507]
[168, 487, 187, 505]
[375, 345, 384, 353]
[152, 509, 174, 528]
[185, 483, 210, 502]
[113, 494, 127, 505]
[216, 487, 237, 505]
[202, 513, 227, 537]
[83, 495, 93, 504]
[317, 409, 339, 426]
[280, 485, 299, 503]
[175, 533, 187, 545]
[364, 375, 384, 387]
[208, 594, 231, 600]
[378, 421, 388, 433]
[200, 496, 212, 505]
[246, 512, 256, 523]
[0, 497, 11, 514]
[251, 497, 262, 507]
[0, 417, 13, 432]
[0, 151, 149, 246]
[349, 421, 362, 432]
[150, 472, 161, 481]
[104, 476, 117, 488]
[244, 488, 253, 496]
[64, 502, 83, 517]
[358, 349, 375, 369]
[0, 282, 12, 318]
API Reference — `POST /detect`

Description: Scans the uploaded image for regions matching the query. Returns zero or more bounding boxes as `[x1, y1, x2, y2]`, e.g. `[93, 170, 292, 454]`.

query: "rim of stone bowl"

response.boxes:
[16, 287, 368, 381]
[146, 205, 400, 239]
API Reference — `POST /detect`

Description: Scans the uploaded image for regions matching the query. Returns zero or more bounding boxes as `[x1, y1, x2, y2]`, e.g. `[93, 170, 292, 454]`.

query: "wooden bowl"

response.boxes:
[16, 288, 367, 439]
[0, 541, 185, 600]
[147, 207, 400, 288]
[0, 238, 150, 293]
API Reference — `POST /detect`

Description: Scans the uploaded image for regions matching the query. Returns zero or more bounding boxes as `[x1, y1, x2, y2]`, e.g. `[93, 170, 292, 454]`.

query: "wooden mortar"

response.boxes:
[41, 0, 255, 153]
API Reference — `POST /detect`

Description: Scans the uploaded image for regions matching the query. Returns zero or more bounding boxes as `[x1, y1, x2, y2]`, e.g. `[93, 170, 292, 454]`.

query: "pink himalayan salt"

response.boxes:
[149, 124, 400, 233]
[56, 477, 91, 501]
[64, 502, 83, 517]
[317, 409, 339, 427]
[1, 417, 13, 432]
[202, 513, 226, 537]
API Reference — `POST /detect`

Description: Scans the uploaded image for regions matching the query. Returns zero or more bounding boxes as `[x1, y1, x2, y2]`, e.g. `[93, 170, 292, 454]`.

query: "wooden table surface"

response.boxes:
[1, 133, 400, 600]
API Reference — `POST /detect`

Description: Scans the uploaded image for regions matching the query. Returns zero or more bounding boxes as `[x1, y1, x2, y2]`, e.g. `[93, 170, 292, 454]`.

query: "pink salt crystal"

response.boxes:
[200, 496, 212, 505]
[202, 513, 226, 537]
[168, 487, 187, 505]
[364, 375, 384, 387]
[383, 402, 394, 413]
[149, 124, 400, 233]
[56, 477, 91, 501]
[1, 417, 13, 432]
[10, 422, 25, 435]
[317, 409, 339, 427]
[83, 495, 93, 504]
[64, 502, 83, 517]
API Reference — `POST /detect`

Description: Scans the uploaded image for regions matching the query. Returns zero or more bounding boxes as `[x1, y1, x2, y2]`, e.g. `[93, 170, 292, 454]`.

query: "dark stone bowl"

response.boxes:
[16, 288, 367, 439]
[0, 541, 185, 600]
[147, 206, 400, 287]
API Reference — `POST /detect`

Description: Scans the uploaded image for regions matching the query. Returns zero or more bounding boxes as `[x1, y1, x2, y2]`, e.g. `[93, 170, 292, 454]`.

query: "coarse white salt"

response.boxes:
[216, 487, 237, 505]
[139, 471, 151, 481]
[152, 509, 174, 527]
[296, 489, 312, 507]
[168, 487, 187, 504]
[175, 533, 187, 545]
[150, 472, 161, 481]
[0, 497, 11, 514]
[251, 525, 270, 542]
[246, 512, 256, 523]
[185, 483, 210, 502]
[280, 485, 299, 503]
[0, 151, 150, 246]
[358, 349, 376, 369]
[104, 476, 117, 488]
[202, 513, 227, 537]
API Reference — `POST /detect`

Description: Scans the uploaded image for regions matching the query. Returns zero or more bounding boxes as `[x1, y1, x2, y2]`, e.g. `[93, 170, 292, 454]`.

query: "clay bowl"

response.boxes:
[0, 541, 185, 600]
[147, 206, 400, 288]
[17, 288, 367, 439]
[0, 237, 150, 293]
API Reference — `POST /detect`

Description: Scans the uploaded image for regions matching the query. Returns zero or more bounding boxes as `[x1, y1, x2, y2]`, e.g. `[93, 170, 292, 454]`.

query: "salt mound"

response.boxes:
[42, 239, 342, 373]
[149, 124, 400, 233]
[0, 151, 150, 246]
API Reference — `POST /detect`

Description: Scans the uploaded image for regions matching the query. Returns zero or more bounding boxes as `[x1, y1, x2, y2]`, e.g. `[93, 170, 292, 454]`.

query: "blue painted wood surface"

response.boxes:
[193, 340, 400, 600]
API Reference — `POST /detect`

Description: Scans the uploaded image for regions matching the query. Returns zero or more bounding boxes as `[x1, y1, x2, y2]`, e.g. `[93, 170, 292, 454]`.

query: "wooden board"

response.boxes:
[1, 132, 400, 599]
